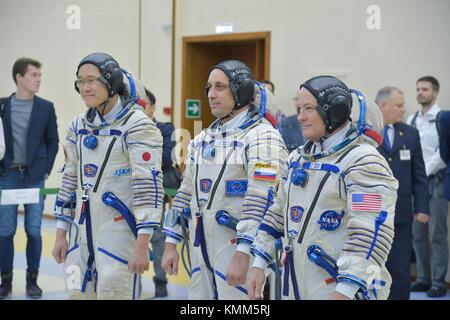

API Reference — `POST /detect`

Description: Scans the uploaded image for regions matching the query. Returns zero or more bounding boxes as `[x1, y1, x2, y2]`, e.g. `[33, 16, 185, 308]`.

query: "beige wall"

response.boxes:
[173, 0, 450, 123]
[0, 0, 171, 213]
[1, 0, 450, 281]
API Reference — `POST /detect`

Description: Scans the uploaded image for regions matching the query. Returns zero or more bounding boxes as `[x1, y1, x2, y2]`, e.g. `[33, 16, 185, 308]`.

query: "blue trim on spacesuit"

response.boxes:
[258, 223, 283, 240]
[236, 234, 254, 245]
[367, 210, 388, 260]
[250, 245, 273, 265]
[54, 214, 73, 224]
[78, 129, 122, 136]
[132, 273, 138, 300]
[151, 167, 160, 208]
[307, 245, 339, 280]
[336, 273, 367, 291]
[214, 270, 248, 295]
[283, 249, 300, 300]
[302, 162, 340, 173]
[162, 228, 183, 242]
[81, 199, 95, 293]
[97, 247, 128, 265]
[66, 244, 79, 255]
[191, 267, 201, 275]
[102, 192, 138, 238]
[192, 214, 218, 299]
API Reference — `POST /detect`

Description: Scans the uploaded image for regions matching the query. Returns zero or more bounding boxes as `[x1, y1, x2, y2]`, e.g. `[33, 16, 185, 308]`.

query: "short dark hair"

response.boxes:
[144, 87, 156, 106]
[260, 80, 275, 94]
[417, 76, 439, 92]
[12, 57, 42, 84]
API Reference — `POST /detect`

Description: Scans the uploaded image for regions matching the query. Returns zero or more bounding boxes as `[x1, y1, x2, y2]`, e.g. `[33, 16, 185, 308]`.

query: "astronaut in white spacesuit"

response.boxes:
[161, 60, 288, 299]
[51, 53, 163, 300]
[247, 75, 399, 300]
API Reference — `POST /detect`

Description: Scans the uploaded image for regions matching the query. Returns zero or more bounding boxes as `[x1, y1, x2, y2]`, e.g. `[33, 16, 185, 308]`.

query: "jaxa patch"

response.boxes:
[114, 167, 131, 177]
[290, 206, 304, 223]
[83, 163, 98, 177]
[225, 179, 248, 197]
[200, 178, 213, 193]
[253, 162, 277, 181]
[317, 210, 345, 231]
[135, 151, 157, 165]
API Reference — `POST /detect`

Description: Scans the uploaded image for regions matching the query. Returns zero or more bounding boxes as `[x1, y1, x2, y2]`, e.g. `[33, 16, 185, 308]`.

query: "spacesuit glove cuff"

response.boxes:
[252, 256, 269, 270]
[137, 228, 154, 236]
[165, 237, 180, 245]
[236, 243, 251, 256]
[335, 282, 360, 299]
[56, 220, 70, 232]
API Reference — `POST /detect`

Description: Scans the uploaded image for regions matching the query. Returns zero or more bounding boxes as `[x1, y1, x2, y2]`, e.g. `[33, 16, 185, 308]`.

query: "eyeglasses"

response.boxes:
[75, 78, 101, 89]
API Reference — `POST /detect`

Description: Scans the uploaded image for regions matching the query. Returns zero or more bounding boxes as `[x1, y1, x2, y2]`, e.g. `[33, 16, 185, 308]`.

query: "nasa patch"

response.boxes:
[317, 210, 345, 231]
[200, 178, 213, 193]
[290, 206, 304, 223]
[83, 163, 98, 177]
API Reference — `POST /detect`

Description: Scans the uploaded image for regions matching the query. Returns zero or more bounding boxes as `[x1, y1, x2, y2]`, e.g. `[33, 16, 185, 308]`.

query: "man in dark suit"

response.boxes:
[439, 110, 450, 201]
[0, 57, 59, 298]
[143, 88, 178, 298]
[280, 113, 305, 154]
[375, 86, 429, 300]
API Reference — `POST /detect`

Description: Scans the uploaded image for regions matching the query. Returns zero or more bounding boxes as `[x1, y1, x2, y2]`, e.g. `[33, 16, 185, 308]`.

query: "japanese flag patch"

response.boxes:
[135, 151, 157, 165]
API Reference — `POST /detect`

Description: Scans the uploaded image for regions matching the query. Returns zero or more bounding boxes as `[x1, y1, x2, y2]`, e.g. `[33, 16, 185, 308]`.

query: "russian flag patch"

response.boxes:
[253, 162, 277, 181]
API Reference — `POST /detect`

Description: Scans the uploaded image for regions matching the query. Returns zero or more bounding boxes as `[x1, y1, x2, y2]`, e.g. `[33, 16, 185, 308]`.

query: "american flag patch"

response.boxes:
[351, 193, 382, 212]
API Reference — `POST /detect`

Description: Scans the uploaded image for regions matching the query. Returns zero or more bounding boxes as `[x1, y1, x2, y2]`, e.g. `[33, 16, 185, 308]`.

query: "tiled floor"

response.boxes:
[5, 215, 450, 300]
[8, 215, 189, 300]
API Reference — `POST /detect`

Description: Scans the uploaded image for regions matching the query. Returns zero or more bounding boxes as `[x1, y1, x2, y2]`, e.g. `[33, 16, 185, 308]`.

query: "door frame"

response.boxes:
[180, 31, 271, 136]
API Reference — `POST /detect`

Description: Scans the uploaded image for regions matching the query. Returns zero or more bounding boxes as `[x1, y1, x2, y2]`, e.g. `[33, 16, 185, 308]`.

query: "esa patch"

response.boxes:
[225, 179, 248, 197]
[253, 162, 277, 181]
[83, 163, 98, 177]
[317, 210, 345, 231]
[290, 206, 304, 223]
[200, 178, 213, 193]
[135, 151, 157, 165]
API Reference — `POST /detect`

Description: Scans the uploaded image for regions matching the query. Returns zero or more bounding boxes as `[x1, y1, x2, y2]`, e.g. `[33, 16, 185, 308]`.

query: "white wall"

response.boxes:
[173, 0, 450, 122]
[172, 0, 450, 283]
[0, 0, 142, 213]
[1, 0, 449, 282]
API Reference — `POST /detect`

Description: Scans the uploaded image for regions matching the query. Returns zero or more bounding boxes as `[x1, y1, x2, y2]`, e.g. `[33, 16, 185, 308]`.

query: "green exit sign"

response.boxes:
[186, 99, 201, 119]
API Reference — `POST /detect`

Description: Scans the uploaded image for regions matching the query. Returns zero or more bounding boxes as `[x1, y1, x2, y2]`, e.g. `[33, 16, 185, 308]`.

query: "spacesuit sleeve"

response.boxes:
[125, 113, 164, 235]
[236, 126, 288, 255]
[54, 119, 79, 231]
[162, 139, 195, 243]
[250, 165, 288, 269]
[337, 150, 398, 293]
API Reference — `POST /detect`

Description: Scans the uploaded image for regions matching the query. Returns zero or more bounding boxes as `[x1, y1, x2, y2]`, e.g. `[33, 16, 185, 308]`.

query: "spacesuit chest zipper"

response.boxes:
[204, 147, 236, 210]
[296, 145, 358, 244]
[93, 137, 117, 192]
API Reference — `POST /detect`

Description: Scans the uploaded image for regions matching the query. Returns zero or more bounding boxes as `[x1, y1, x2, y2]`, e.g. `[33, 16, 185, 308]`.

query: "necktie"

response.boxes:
[383, 125, 392, 150]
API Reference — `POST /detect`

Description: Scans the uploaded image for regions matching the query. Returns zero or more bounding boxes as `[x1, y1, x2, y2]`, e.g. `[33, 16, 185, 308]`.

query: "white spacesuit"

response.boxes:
[163, 60, 288, 299]
[54, 53, 163, 300]
[251, 77, 399, 300]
